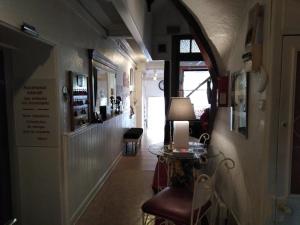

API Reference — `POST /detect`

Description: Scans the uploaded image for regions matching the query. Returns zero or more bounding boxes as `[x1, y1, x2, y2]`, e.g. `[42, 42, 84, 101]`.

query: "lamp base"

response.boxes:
[173, 121, 189, 149]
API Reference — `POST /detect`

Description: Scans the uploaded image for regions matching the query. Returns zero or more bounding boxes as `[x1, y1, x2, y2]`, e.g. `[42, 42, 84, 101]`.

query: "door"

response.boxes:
[0, 50, 15, 225]
[276, 36, 300, 224]
[147, 97, 165, 143]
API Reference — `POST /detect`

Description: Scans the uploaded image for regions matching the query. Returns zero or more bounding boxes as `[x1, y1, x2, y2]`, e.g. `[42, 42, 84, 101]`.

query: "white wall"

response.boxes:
[182, 0, 272, 224]
[124, 0, 152, 52]
[0, 0, 139, 224]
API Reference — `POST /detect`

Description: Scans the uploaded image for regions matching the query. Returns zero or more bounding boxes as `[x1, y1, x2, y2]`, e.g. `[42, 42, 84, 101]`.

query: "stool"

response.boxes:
[123, 128, 143, 155]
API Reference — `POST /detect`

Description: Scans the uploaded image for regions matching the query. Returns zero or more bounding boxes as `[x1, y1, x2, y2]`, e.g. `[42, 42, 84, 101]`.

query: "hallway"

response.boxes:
[76, 134, 158, 225]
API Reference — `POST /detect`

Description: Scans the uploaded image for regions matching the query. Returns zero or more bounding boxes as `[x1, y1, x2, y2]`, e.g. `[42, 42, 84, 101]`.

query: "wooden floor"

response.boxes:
[76, 131, 160, 225]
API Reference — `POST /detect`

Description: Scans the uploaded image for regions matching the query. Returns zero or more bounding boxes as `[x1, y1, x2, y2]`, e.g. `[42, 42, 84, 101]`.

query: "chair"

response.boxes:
[198, 133, 210, 145]
[142, 173, 212, 225]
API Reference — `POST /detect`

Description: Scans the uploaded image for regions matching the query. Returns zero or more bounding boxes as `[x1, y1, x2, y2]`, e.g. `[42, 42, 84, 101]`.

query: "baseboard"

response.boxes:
[70, 152, 122, 225]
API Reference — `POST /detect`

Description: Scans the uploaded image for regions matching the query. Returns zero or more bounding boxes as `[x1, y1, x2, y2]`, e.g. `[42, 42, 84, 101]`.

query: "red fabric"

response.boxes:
[152, 160, 168, 192]
[199, 109, 209, 133]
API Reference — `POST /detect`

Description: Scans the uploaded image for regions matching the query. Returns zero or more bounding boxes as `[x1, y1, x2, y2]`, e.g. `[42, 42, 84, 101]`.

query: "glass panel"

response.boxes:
[180, 39, 191, 53]
[191, 40, 201, 53]
[183, 71, 210, 119]
[291, 52, 300, 194]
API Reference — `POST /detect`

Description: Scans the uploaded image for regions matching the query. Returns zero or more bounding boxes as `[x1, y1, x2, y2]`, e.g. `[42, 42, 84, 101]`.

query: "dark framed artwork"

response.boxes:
[230, 70, 249, 137]
[69, 72, 90, 131]
[77, 75, 83, 87]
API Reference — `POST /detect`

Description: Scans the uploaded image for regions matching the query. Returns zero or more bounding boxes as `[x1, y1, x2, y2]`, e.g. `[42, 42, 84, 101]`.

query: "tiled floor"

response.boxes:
[76, 131, 161, 225]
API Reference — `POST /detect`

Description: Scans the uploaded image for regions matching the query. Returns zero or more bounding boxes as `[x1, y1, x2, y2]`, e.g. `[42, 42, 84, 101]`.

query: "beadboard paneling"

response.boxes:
[63, 113, 135, 224]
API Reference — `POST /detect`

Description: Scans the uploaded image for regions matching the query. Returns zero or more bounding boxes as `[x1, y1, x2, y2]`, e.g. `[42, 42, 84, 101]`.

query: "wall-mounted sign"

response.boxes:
[14, 79, 58, 147]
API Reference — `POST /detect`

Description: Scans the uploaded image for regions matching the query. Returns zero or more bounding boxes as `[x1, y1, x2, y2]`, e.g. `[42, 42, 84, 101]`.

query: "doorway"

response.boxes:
[147, 97, 165, 143]
[0, 50, 12, 224]
[275, 36, 300, 224]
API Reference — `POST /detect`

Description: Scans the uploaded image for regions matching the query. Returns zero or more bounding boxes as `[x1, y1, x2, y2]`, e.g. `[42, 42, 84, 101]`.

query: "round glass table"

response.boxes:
[148, 142, 208, 192]
[148, 141, 207, 161]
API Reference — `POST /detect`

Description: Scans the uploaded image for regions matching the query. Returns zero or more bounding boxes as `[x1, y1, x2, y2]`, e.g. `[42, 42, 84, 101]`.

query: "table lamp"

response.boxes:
[168, 97, 196, 149]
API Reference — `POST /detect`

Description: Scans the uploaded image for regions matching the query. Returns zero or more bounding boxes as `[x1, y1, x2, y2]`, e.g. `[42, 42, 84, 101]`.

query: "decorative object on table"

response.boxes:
[110, 96, 115, 111]
[115, 96, 122, 114]
[100, 105, 107, 121]
[69, 71, 90, 131]
[230, 70, 249, 137]
[168, 97, 196, 149]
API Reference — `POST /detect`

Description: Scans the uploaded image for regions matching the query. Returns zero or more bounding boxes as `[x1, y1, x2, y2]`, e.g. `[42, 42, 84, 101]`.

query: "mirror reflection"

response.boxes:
[93, 66, 116, 120]
[231, 70, 248, 137]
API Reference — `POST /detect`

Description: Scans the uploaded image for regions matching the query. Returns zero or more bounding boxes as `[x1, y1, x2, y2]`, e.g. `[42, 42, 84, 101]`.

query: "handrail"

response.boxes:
[4, 218, 17, 225]
[186, 77, 210, 97]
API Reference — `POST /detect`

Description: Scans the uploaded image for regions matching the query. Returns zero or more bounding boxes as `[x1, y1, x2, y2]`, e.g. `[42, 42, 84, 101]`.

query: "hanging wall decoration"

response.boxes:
[243, 3, 264, 72]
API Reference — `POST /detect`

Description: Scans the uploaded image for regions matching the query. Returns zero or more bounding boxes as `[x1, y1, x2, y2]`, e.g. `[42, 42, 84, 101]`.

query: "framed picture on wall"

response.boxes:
[230, 70, 249, 137]
[123, 72, 129, 88]
[69, 71, 90, 131]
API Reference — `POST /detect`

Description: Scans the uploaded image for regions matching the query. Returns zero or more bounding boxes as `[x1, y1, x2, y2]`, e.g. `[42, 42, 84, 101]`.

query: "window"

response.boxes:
[191, 40, 200, 53]
[180, 39, 201, 53]
[183, 70, 210, 119]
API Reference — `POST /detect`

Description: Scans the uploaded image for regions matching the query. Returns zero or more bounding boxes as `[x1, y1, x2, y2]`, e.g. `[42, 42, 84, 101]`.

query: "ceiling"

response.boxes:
[77, 0, 147, 62]
[77, 0, 251, 66]
[181, 0, 251, 66]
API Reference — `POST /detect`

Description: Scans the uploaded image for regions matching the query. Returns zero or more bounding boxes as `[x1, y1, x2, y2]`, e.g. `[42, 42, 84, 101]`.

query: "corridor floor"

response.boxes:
[76, 133, 159, 225]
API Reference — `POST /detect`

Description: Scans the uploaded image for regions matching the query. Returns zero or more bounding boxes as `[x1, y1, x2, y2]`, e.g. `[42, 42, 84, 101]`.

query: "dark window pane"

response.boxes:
[180, 39, 190, 53]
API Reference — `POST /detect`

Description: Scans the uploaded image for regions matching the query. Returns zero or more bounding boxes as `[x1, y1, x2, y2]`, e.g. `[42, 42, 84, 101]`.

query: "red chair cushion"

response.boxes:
[142, 187, 211, 225]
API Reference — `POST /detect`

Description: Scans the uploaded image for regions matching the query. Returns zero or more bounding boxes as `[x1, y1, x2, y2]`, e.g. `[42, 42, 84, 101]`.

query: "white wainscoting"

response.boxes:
[62, 113, 135, 224]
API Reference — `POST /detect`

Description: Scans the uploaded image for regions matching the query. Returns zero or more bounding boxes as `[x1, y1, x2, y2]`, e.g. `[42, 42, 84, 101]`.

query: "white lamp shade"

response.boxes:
[167, 97, 196, 121]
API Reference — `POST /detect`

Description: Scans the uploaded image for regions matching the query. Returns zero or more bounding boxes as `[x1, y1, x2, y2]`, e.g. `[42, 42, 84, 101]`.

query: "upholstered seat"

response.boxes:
[123, 128, 143, 155]
[142, 174, 212, 225]
[142, 186, 211, 225]
[123, 128, 143, 139]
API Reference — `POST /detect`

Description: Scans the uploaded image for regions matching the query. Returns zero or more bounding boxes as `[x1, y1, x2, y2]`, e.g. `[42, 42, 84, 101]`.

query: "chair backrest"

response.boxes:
[211, 158, 235, 188]
[209, 158, 235, 224]
[191, 173, 213, 225]
[198, 133, 210, 145]
[190, 158, 235, 225]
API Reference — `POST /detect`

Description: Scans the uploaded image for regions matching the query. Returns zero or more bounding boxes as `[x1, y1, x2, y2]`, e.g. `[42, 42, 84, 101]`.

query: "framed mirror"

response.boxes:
[88, 49, 119, 122]
[230, 70, 249, 137]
